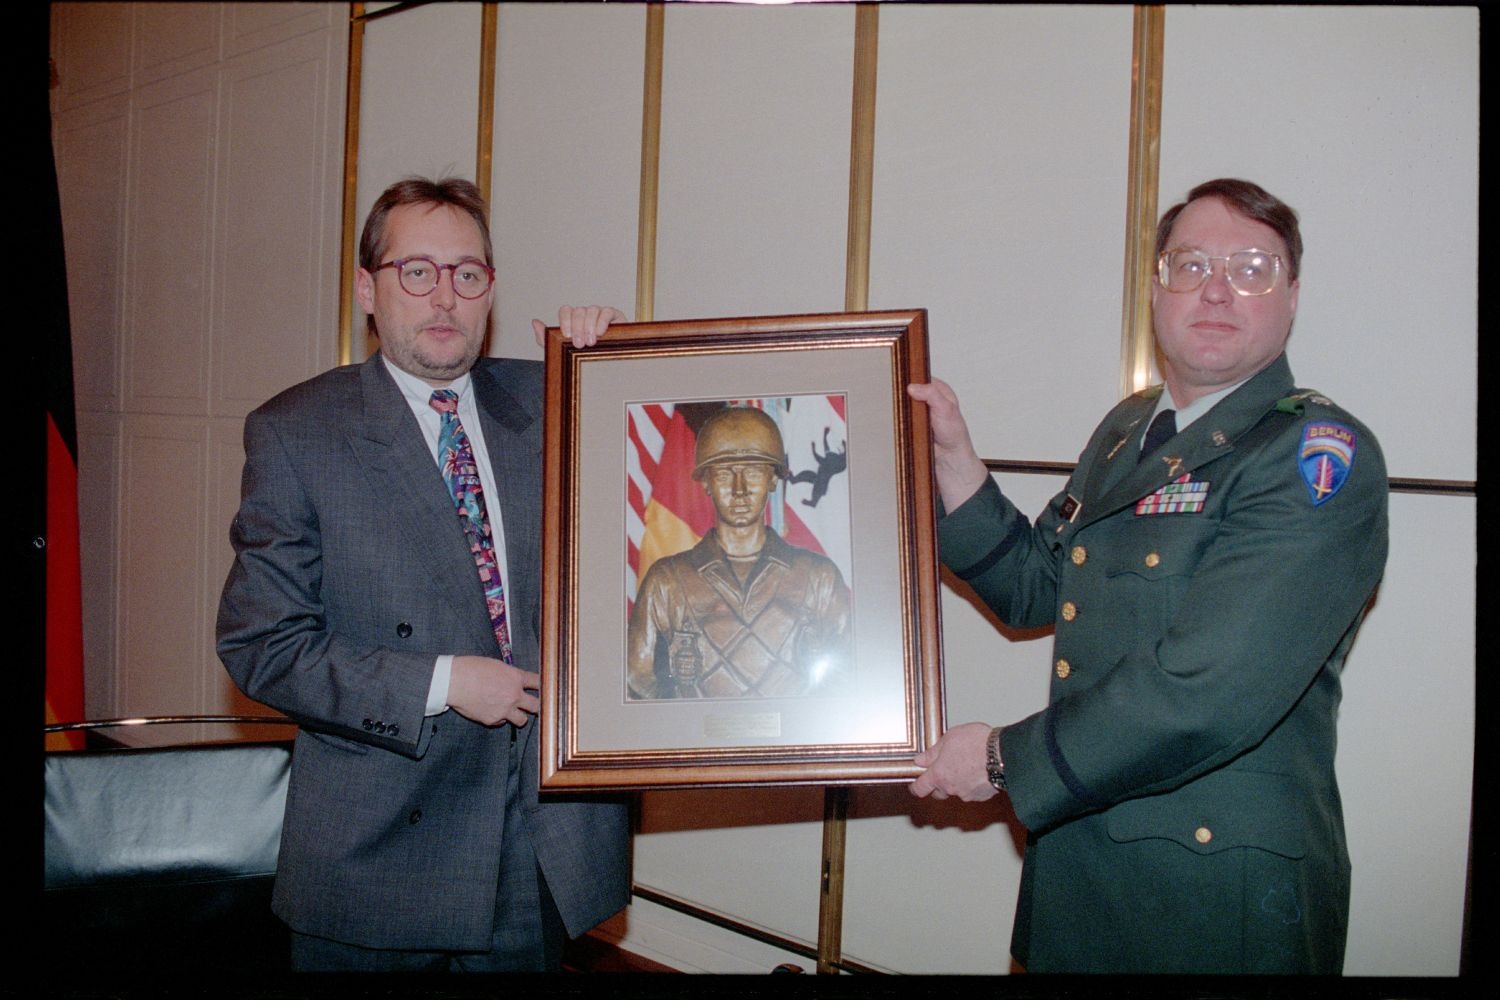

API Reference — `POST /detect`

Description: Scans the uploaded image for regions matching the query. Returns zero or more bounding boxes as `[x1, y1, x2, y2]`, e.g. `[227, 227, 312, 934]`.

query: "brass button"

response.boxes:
[1070, 545, 1087, 566]
[1060, 601, 1077, 622]
[1055, 659, 1071, 679]
[1144, 551, 1161, 568]
[1194, 826, 1212, 844]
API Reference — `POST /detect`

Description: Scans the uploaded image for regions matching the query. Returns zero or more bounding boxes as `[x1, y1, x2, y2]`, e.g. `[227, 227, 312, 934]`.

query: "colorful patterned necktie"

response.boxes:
[429, 389, 512, 663]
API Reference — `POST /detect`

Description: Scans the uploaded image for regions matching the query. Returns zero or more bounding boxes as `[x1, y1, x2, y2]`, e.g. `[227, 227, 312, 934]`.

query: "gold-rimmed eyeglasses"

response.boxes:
[1157, 248, 1284, 296]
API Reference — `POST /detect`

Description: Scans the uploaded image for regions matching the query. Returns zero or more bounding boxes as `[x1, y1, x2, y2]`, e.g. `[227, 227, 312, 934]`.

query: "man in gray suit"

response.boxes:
[217, 176, 628, 971]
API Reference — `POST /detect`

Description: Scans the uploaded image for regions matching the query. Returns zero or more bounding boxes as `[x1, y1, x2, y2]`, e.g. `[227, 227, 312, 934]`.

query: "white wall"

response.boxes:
[1156, 9, 1477, 974]
[491, 1, 642, 353]
[53, 1, 1474, 977]
[51, 1, 347, 743]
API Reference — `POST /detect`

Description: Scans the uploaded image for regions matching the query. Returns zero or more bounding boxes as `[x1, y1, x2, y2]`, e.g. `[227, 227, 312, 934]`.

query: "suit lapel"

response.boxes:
[347, 354, 490, 629]
[1077, 397, 1154, 513]
[471, 361, 542, 660]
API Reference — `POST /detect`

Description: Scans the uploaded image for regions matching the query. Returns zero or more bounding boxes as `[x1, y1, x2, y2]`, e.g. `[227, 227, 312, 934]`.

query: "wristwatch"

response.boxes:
[985, 726, 1007, 792]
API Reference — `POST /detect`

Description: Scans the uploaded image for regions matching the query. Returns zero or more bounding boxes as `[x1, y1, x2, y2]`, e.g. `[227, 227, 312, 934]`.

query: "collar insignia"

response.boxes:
[1105, 414, 1147, 461]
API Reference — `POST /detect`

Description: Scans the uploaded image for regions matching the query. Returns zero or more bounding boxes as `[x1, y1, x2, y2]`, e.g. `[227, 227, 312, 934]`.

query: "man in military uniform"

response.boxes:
[627, 406, 852, 699]
[908, 178, 1388, 974]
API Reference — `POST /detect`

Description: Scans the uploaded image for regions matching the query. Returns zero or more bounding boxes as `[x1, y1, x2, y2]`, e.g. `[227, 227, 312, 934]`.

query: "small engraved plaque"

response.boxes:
[704, 713, 782, 741]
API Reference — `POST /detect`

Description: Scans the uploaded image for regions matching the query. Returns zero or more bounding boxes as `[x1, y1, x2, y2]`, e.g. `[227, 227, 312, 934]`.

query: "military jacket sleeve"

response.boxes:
[938, 356, 1389, 834]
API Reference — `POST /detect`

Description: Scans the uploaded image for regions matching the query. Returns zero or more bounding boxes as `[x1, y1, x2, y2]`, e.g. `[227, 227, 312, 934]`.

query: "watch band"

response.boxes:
[985, 725, 1007, 791]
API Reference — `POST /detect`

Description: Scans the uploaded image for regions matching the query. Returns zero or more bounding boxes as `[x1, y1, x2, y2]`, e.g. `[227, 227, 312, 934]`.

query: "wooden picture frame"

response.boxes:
[540, 310, 943, 789]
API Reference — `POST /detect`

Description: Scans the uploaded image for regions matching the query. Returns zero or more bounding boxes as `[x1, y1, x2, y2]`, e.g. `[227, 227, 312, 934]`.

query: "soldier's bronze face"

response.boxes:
[703, 462, 777, 528]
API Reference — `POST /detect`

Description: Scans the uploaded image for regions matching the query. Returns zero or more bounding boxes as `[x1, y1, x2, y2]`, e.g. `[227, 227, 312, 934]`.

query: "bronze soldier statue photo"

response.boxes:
[626, 406, 852, 700]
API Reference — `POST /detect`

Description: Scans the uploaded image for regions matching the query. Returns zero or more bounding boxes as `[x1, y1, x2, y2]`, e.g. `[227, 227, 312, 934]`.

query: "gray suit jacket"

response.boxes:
[217, 353, 630, 952]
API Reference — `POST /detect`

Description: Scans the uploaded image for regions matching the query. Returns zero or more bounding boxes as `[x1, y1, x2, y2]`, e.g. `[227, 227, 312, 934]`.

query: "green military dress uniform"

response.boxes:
[940, 354, 1387, 973]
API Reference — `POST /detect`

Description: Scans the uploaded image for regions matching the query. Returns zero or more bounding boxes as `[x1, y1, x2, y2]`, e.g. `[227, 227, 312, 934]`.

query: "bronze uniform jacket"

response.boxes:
[626, 528, 851, 699]
[217, 354, 629, 952]
[939, 354, 1387, 973]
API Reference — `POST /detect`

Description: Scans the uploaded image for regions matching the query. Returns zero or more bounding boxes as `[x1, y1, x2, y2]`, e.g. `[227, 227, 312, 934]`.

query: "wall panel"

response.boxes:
[653, 3, 853, 320]
[355, 2, 481, 195]
[594, 895, 806, 973]
[634, 786, 828, 960]
[214, 32, 341, 413]
[490, 1, 642, 357]
[118, 416, 209, 718]
[52, 2, 132, 110]
[126, 68, 217, 414]
[225, 1, 334, 57]
[870, 4, 1136, 462]
[134, 1, 221, 85]
[1158, 6, 1476, 975]
[842, 469, 1059, 973]
[54, 95, 129, 412]
[52, 2, 347, 734]
[1158, 6, 1477, 481]
[351, 3, 483, 360]
[1338, 492, 1474, 976]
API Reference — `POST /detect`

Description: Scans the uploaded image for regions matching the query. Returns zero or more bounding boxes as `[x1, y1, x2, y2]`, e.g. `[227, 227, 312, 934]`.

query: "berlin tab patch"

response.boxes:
[1299, 422, 1356, 506]
[1135, 473, 1210, 515]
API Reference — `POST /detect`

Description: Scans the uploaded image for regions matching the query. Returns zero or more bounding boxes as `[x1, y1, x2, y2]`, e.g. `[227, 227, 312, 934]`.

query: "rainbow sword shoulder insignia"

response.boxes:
[1298, 421, 1356, 506]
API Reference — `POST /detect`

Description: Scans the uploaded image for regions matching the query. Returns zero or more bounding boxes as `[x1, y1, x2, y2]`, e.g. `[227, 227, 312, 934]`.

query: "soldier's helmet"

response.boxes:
[691, 406, 788, 480]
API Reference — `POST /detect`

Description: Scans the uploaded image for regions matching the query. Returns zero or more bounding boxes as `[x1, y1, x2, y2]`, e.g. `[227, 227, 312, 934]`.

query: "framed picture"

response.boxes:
[540, 310, 943, 789]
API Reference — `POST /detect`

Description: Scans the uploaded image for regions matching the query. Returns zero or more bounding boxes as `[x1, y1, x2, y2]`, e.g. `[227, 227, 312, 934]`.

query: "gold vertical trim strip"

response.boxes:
[1119, 5, 1165, 398]
[843, 4, 879, 313]
[816, 786, 850, 975]
[476, 3, 498, 203]
[337, 2, 366, 366]
[635, 4, 665, 323]
[818, 4, 878, 977]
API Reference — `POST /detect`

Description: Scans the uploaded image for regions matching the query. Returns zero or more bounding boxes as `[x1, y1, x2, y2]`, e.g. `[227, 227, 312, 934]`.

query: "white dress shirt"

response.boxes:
[1146, 378, 1244, 449]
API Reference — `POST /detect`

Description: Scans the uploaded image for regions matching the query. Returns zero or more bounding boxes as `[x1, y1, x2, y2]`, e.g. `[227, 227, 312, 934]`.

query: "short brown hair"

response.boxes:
[1155, 178, 1302, 280]
[358, 176, 493, 272]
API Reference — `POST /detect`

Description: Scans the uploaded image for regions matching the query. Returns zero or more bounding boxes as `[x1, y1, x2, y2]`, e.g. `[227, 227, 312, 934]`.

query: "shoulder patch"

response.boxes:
[1299, 421, 1357, 506]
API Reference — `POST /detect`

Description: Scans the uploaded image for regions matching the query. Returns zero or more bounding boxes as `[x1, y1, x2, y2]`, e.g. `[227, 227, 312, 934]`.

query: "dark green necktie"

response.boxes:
[1139, 408, 1177, 463]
